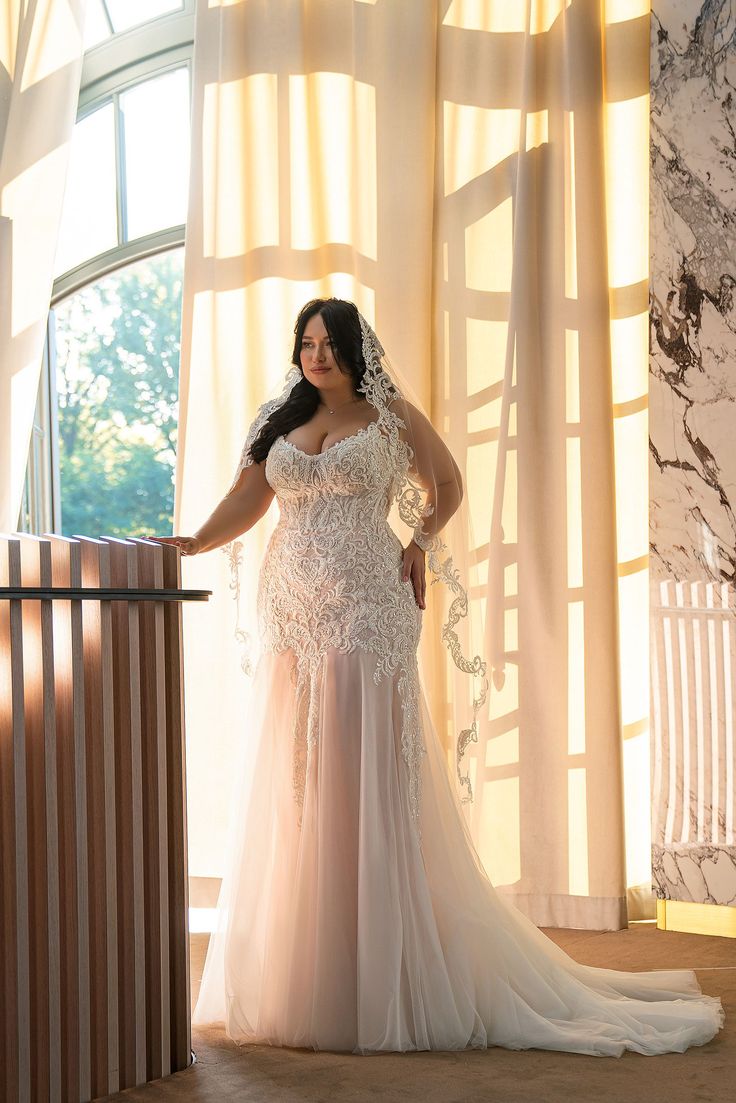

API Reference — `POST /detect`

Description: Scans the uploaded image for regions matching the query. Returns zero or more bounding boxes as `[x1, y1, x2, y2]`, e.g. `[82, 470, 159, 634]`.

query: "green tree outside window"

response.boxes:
[55, 249, 183, 537]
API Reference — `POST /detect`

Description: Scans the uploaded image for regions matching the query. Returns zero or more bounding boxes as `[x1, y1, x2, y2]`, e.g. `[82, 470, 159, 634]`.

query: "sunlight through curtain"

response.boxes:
[0, 0, 87, 530]
[177, 0, 651, 930]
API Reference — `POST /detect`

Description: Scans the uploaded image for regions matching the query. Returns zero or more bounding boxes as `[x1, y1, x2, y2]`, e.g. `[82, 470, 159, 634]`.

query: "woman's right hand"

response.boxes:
[150, 535, 202, 556]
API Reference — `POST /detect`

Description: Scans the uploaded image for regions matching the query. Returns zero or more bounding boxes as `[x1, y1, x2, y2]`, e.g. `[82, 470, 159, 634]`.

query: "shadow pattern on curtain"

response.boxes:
[176, 0, 651, 931]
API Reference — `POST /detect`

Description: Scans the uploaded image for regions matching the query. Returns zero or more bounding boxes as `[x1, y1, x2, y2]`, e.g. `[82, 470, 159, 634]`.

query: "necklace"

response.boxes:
[321, 395, 364, 416]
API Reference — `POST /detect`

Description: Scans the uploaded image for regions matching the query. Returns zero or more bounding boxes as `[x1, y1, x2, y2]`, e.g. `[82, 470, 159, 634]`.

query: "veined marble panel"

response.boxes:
[650, 4, 736, 911]
[652, 844, 736, 906]
[650, 2, 736, 582]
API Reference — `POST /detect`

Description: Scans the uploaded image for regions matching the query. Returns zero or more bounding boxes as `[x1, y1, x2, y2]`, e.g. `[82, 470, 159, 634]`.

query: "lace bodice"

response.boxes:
[260, 421, 420, 661]
[258, 419, 425, 820]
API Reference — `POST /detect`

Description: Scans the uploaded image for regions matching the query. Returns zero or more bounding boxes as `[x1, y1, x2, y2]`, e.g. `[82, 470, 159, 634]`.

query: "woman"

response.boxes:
[157, 298, 724, 1057]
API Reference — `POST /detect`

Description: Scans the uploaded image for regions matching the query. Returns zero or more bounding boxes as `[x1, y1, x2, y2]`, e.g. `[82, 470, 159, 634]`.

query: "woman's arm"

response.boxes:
[393, 398, 463, 610]
[194, 461, 274, 552]
[155, 460, 274, 555]
[394, 398, 464, 542]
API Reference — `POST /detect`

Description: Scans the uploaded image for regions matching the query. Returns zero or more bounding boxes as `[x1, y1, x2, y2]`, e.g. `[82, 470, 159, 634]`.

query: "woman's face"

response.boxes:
[299, 312, 342, 387]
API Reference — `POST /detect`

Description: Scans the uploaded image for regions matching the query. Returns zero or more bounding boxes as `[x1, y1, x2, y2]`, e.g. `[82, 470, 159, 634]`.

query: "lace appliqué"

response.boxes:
[222, 539, 252, 676]
[398, 483, 488, 803]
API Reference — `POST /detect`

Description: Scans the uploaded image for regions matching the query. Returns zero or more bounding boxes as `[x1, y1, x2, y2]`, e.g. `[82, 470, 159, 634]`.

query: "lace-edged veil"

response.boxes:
[223, 303, 488, 807]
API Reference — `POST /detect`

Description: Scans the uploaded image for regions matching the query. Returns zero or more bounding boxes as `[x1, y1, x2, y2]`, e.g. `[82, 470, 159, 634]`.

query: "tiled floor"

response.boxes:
[102, 924, 734, 1103]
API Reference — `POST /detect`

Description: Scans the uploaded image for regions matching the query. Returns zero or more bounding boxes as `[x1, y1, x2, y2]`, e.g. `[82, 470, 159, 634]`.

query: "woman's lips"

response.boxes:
[310, 366, 331, 373]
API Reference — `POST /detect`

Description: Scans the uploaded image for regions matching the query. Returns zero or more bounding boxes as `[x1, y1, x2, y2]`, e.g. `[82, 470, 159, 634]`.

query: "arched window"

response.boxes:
[18, 1, 194, 536]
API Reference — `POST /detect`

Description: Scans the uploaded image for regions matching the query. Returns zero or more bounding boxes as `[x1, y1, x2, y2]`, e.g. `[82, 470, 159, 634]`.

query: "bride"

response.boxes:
[158, 298, 724, 1057]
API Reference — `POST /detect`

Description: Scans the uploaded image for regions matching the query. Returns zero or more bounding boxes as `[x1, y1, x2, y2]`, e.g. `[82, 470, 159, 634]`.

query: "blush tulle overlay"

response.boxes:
[192, 427, 725, 1057]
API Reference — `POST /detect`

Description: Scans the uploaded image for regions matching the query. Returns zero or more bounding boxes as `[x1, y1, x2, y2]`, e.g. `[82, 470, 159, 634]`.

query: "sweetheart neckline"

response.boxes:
[278, 419, 381, 458]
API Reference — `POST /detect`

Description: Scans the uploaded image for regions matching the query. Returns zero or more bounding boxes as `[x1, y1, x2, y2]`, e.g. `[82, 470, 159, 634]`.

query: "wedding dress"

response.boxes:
[191, 411, 725, 1058]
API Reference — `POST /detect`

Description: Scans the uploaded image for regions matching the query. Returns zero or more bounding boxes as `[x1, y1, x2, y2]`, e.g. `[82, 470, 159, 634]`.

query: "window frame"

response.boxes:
[82, 2, 194, 95]
[20, 7, 194, 533]
[54, 7, 194, 303]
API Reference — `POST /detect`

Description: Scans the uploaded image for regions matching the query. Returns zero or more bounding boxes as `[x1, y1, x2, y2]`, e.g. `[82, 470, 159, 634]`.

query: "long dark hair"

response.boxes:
[248, 298, 367, 464]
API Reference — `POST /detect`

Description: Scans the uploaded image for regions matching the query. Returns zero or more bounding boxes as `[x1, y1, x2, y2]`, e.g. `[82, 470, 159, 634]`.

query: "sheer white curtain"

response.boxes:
[177, 0, 651, 930]
[435, 0, 652, 927]
[0, 0, 86, 531]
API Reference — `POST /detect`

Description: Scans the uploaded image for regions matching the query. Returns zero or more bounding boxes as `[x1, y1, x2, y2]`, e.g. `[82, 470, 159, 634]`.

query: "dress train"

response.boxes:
[193, 647, 725, 1057]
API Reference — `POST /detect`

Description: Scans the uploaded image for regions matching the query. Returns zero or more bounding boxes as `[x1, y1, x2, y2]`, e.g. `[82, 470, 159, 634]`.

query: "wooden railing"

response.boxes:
[0, 534, 209, 1103]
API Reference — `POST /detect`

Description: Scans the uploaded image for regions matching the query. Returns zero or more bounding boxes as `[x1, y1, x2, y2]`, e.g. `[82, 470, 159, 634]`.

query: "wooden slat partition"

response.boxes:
[0, 534, 197, 1103]
[160, 544, 191, 1075]
[77, 537, 118, 1099]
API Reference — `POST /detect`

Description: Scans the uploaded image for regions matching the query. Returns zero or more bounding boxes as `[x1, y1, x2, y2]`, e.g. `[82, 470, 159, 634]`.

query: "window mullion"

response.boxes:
[113, 92, 128, 244]
[99, 0, 115, 35]
[47, 311, 63, 534]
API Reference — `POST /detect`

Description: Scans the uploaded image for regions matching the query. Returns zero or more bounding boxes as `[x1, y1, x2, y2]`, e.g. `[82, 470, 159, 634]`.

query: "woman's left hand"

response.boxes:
[402, 539, 426, 610]
[150, 535, 201, 556]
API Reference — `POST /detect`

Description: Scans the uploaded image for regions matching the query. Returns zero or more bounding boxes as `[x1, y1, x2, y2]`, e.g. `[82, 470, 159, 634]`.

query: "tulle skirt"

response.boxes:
[192, 646, 725, 1057]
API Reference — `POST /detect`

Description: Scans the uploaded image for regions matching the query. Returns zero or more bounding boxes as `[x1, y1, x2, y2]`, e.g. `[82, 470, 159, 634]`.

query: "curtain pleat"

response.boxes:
[0, 0, 87, 531]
